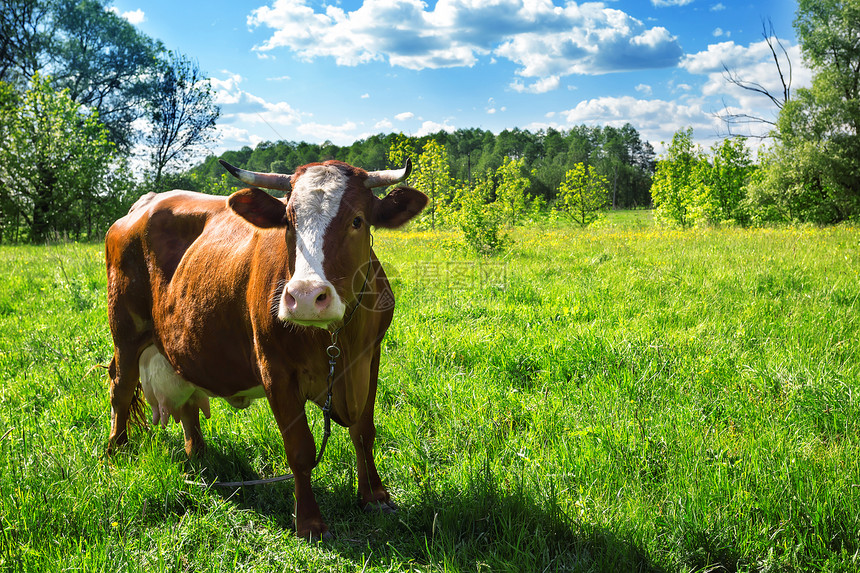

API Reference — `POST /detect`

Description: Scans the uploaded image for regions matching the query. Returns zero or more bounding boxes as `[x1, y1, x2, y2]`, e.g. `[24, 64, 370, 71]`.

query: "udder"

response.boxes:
[139, 345, 211, 427]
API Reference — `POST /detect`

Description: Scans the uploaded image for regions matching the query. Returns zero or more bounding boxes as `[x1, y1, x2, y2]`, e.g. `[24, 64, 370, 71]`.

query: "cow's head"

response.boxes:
[220, 159, 427, 328]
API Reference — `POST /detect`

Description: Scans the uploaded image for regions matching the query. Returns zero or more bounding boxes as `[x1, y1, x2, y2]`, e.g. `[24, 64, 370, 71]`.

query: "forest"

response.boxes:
[186, 124, 656, 210]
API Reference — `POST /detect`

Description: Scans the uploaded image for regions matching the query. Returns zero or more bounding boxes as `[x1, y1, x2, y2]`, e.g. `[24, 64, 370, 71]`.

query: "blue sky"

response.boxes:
[111, 0, 806, 157]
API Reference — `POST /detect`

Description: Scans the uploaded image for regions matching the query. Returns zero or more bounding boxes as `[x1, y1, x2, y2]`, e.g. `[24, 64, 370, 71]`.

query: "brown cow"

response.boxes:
[105, 159, 427, 539]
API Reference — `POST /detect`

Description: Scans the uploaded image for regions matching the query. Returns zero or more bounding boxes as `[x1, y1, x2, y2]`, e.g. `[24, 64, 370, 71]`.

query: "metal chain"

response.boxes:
[313, 233, 373, 469]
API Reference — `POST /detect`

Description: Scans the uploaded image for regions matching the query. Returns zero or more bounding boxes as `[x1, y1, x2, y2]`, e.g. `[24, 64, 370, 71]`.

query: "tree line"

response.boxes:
[181, 125, 655, 253]
[189, 124, 656, 207]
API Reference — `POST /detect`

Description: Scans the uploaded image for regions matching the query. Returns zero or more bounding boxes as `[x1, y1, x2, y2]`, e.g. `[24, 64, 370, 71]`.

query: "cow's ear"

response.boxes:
[369, 187, 428, 229]
[228, 188, 287, 228]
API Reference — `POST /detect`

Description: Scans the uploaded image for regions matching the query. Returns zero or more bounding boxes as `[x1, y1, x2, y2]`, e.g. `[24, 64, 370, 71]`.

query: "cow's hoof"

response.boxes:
[297, 521, 333, 542]
[105, 439, 125, 456]
[363, 500, 398, 514]
[303, 529, 334, 543]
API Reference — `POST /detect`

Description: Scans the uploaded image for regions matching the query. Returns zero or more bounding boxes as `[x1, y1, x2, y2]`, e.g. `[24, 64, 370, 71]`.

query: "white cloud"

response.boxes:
[711, 3, 726, 11]
[510, 75, 560, 94]
[297, 121, 359, 143]
[713, 28, 724, 37]
[209, 71, 309, 150]
[374, 118, 394, 129]
[651, 0, 693, 6]
[123, 9, 146, 24]
[416, 119, 455, 136]
[249, 0, 683, 90]
[537, 38, 814, 150]
[210, 73, 245, 104]
[394, 111, 415, 121]
[361, 93, 370, 99]
[108, 7, 146, 25]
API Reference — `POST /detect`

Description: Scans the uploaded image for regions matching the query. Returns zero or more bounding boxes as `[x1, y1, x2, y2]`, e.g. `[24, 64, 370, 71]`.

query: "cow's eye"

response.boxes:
[352, 216, 363, 229]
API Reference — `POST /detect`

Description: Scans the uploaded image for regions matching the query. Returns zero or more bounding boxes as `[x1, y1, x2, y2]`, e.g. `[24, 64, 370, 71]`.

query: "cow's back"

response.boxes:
[105, 191, 232, 356]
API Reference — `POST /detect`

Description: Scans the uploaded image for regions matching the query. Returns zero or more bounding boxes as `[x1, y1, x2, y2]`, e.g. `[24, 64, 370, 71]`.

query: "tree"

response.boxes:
[693, 137, 754, 226]
[495, 156, 530, 225]
[557, 163, 609, 227]
[654, 129, 708, 228]
[387, 132, 417, 175]
[0, 0, 162, 151]
[413, 139, 452, 229]
[0, 75, 118, 242]
[456, 171, 509, 255]
[145, 52, 220, 189]
[650, 128, 701, 228]
[750, 0, 860, 223]
[43, 0, 161, 151]
[0, 0, 49, 86]
[717, 20, 794, 137]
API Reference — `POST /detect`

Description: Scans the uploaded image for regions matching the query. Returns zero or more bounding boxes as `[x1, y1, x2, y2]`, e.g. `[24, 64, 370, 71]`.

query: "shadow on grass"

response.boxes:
[190, 447, 665, 572]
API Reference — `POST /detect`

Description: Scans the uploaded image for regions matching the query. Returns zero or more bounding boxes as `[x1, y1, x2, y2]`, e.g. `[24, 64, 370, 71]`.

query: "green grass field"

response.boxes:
[0, 211, 858, 572]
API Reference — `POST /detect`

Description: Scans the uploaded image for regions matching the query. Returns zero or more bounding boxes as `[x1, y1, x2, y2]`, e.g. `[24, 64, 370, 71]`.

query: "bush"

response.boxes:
[457, 173, 510, 255]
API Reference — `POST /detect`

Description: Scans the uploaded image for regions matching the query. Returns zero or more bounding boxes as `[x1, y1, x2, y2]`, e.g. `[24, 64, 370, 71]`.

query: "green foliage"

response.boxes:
[651, 127, 699, 228]
[1, 219, 859, 571]
[456, 171, 509, 255]
[196, 125, 655, 211]
[693, 137, 754, 226]
[31, 0, 161, 151]
[495, 156, 530, 225]
[652, 131, 755, 228]
[556, 162, 610, 227]
[386, 132, 417, 172]
[413, 139, 453, 229]
[0, 75, 127, 243]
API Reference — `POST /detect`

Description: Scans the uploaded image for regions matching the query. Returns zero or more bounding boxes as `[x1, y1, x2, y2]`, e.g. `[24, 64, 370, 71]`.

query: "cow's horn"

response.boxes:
[365, 158, 412, 189]
[220, 159, 292, 192]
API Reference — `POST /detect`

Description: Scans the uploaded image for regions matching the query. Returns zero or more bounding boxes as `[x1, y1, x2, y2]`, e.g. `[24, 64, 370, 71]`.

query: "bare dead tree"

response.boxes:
[716, 19, 793, 138]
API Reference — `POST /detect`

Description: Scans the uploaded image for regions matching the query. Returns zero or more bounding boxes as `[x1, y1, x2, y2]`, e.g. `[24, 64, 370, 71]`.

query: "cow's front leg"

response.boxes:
[350, 345, 396, 513]
[178, 402, 205, 456]
[265, 376, 329, 540]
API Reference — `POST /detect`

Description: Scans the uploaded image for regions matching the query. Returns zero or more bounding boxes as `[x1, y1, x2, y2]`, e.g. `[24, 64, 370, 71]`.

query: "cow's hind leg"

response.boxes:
[107, 350, 143, 453]
[350, 345, 396, 513]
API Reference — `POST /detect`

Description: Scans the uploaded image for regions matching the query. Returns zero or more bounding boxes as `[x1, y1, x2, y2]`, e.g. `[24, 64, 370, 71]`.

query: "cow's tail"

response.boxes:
[106, 357, 148, 428]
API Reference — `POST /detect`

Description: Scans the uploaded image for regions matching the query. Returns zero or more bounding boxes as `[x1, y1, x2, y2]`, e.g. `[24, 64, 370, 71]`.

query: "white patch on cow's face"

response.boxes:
[278, 164, 347, 325]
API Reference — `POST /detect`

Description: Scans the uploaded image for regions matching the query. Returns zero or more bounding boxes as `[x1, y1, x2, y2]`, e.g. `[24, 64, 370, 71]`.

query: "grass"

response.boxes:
[0, 211, 858, 572]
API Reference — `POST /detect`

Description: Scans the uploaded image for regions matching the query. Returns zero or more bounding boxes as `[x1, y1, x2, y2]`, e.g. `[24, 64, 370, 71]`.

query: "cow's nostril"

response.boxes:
[284, 292, 297, 309]
[316, 292, 327, 303]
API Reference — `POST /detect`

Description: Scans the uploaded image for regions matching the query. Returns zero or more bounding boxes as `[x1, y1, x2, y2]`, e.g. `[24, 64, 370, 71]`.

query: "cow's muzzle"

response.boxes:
[279, 279, 345, 327]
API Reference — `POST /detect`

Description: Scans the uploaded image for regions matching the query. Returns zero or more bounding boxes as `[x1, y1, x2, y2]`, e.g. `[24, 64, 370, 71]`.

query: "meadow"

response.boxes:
[0, 211, 858, 572]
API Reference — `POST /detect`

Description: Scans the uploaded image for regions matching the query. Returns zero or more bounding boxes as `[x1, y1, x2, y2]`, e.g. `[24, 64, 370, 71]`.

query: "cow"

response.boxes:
[105, 158, 427, 539]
